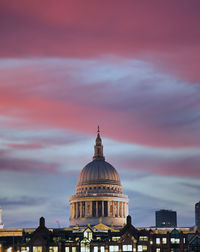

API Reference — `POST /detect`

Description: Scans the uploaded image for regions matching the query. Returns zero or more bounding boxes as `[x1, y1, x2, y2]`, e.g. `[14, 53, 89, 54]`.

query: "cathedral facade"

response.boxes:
[69, 127, 129, 227]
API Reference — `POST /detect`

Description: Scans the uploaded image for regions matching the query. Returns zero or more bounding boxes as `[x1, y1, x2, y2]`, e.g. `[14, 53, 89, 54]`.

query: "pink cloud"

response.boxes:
[117, 155, 200, 179]
[0, 59, 200, 148]
[0, 157, 60, 175]
[5, 143, 44, 150]
[0, 1, 200, 81]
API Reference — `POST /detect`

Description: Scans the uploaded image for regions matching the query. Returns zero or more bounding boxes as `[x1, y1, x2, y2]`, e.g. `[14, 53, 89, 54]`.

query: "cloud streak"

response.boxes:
[0, 58, 200, 148]
[0, 152, 60, 175]
[0, 1, 200, 81]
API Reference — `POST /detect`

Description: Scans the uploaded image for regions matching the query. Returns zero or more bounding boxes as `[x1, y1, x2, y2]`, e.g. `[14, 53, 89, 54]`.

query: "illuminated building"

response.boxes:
[69, 127, 129, 227]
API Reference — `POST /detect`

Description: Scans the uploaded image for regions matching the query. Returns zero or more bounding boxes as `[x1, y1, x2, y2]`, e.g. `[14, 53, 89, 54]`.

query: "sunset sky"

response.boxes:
[0, 1, 200, 228]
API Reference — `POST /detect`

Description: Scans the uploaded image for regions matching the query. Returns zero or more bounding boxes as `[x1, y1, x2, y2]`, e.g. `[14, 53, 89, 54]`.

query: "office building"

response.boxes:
[156, 210, 177, 228]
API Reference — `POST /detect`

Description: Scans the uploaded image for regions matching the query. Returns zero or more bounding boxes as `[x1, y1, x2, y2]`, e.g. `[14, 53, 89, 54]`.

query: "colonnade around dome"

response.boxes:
[70, 200, 128, 219]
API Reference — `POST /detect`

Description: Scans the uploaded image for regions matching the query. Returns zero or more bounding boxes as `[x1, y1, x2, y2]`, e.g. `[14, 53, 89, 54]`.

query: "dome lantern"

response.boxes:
[93, 126, 105, 161]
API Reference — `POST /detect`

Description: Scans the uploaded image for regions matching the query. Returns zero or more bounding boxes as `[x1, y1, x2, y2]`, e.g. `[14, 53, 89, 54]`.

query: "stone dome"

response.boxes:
[77, 160, 121, 186]
[69, 127, 129, 227]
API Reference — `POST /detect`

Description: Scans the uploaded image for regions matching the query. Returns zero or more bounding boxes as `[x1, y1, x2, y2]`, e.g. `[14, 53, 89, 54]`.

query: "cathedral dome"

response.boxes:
[77, 160, 121, 186]
[69, 127, 129, 227]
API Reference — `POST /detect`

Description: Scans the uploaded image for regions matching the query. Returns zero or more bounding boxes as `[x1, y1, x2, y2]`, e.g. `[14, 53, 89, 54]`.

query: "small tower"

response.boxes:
[0, 206, 4, 229]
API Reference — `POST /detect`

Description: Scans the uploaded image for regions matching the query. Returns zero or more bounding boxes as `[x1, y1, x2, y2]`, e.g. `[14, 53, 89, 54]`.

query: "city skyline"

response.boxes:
[0, 1, 200, 228]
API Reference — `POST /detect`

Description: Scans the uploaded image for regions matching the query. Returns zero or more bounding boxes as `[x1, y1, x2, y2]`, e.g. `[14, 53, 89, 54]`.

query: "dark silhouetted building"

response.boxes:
[1, 216, 198, 252]
[195, 201, 200, 229]
[156, 209, 177, 228]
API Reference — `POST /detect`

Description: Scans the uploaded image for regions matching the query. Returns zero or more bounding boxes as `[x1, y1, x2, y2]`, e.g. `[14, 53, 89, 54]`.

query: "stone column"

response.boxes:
[72, 203, 74, 218]
[75, 202, 78, 218]
[96, 201, 98, 217]
[70, 204, 72, 219]
[113, 201, 115, 217]
[78, 202, 80, 218]
[123, 202, 125, 218]
[85, 201, 88, 217]
[108, 201, 111, 217]
[108, 201, 110, 217]
[74, 203, 76, 218]
[117, 201, 119, 217]
[102, 201, 104, 217]
[89, 201, 92, 217]
[124, 203, 126, 217]
[80, 202, 82, 218]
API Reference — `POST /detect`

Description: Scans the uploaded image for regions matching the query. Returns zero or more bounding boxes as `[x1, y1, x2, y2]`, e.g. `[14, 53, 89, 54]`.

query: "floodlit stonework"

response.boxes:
[69, 127, 129, 227]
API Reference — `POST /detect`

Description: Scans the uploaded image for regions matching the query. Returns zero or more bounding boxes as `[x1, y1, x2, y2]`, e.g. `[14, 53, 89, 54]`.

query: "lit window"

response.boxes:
[65, 248, 69, 252]
[156, 238, 160, 244]
[109, 246, 119, 252]
[156, 249, 160, 252]
[139, 236, 148, 241]
[170, 238, 180, 244]
[112, 237, 120, 241]
[94, 247, 98, 252]
[33, 247, 42, 252]
[84, 230, 92, 240]
[21, 247, 29, 252]
[162, 238, 167, 244]
[72, 247, 77, 252]
[137, 245, 147, 252]
[49, 247, 58, 252]
[81, 247, 85, 252]
[100, 247, 104, 252]
[122, 245, 132, 251]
